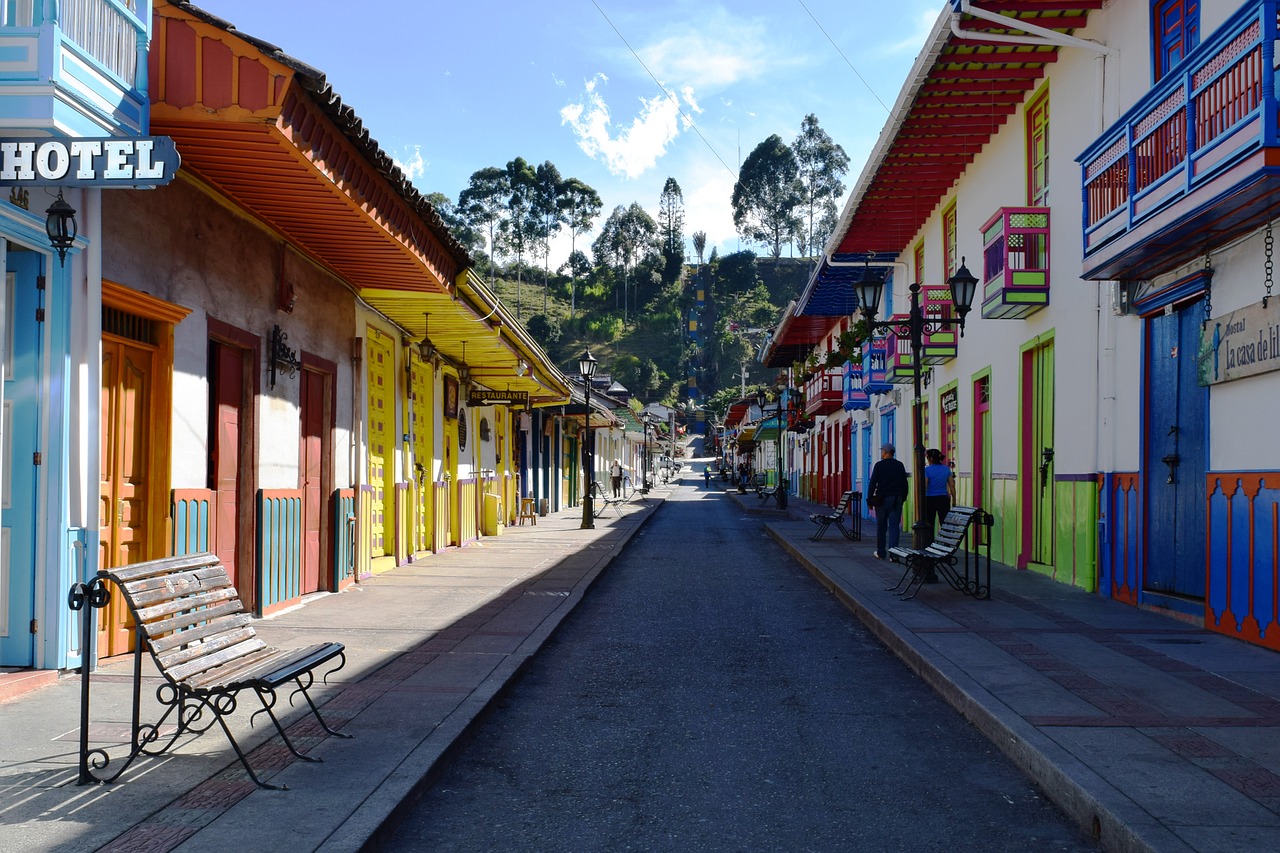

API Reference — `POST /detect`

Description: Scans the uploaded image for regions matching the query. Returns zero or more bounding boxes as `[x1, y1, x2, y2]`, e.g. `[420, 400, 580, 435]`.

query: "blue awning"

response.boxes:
[796, 252, 896, 317]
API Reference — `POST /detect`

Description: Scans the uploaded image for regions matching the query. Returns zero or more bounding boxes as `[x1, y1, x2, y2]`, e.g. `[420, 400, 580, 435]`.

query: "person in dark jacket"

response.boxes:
[867, 442, 909, 559]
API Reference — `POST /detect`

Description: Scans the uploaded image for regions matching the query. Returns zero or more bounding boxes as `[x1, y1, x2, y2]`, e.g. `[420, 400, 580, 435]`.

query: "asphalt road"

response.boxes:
[379, 480, 1098, 852]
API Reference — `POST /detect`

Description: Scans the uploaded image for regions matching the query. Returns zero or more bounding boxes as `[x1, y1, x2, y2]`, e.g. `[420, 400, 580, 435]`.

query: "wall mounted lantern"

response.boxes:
[45, 190, 77, 267]
[269, 324, 301, 388]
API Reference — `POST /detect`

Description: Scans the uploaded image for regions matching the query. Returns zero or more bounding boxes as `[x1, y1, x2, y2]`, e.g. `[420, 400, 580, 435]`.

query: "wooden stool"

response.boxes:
[518, 498, 537, 525]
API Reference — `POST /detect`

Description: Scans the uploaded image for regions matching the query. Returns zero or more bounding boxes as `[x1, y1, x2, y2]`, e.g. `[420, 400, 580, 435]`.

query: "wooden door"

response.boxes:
[410, 353, 432, 552]
[1144, 303, 1207, 598]
[98, 335, 157, 656]
[210, 341, 248, 607]
[1, 248, 40, 666]
[366, 333, 394, 560]
[1021, 341, 1055, 569]
[299, 367, 327, 594]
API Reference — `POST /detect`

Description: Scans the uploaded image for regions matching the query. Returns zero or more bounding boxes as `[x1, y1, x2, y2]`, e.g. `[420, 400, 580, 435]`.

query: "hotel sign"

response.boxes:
[0, 137, 179, 187]
[1199, 298, 1280, 385]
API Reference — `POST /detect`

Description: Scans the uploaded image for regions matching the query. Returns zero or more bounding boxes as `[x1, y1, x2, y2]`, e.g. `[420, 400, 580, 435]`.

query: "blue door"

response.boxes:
[1, 247, 43, 666]
[860, 424, 872, 519]
[1144, 301, 1207, 599]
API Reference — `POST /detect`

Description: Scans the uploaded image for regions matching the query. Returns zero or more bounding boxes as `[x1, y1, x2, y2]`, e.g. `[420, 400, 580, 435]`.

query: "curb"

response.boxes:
[321, 498, 668, 852]
[766, 525, 1159, 853]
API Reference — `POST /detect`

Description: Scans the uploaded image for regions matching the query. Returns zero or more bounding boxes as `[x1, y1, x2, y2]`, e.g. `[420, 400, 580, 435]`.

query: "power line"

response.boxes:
[796, 0, 891, 114]
[590, 0, 739, 178]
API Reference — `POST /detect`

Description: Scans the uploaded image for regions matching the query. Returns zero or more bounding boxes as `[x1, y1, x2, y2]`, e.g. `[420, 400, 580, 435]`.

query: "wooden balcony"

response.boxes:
[861, 336, 892, 395]
[886, 319, 915, 385]
[804, 367, 845, 417]
[981, 207, 1049, 318]
[0, 0, 149, 136]
[842, 361, 870, 411]
[1079, 1, 1280, 280]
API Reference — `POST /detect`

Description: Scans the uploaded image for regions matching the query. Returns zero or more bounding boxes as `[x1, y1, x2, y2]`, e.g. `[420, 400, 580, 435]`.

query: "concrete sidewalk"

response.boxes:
[738, 489, 1280, 853]
[0, 487, 670, 853]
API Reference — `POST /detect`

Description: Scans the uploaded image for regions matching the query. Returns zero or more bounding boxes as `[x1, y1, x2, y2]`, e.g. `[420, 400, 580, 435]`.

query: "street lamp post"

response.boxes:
[754, 387, 788, 509]
[641, 412, 655, 494]
[855, 260, 978, 549]
[579, 348, 598, 530]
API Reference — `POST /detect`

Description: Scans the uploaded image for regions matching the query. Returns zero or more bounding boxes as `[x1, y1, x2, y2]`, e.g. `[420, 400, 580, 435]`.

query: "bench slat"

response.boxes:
[149, 612, 255, 653]
[153, 624, 259, 672]
[121, 567, 234, 609]
[144, 600, 247, 640]
[105, 553, 222, 584]
[183, 643, 336, 691]
[132, 587, 241, 625]
[165, 637, 270, 684]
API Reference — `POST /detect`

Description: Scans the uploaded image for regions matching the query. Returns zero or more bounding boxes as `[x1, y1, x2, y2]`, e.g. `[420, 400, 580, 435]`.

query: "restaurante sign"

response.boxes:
[0, 137, 179, 187]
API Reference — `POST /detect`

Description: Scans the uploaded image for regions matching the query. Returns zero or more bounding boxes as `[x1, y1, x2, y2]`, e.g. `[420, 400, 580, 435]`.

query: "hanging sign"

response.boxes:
[1198, 298, 1280, 385]
[0, 136, 180, 187]
[941, 388, 959, 414]
[468, 389, 529, 407]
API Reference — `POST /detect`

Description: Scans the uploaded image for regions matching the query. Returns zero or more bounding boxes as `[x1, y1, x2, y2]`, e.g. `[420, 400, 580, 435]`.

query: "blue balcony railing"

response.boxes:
[1078, 0, 1278, 279]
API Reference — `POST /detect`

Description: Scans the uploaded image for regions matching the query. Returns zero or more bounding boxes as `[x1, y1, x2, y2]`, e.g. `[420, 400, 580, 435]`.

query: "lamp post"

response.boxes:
[641, 412, 656, 494]
[579, 348, 598, 530]
[855, 259, 978, 549]
[755, 387, 788, 509]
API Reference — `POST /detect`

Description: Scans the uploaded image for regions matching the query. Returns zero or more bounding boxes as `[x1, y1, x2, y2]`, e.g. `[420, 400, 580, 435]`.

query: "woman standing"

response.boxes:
[923, 448, 956, 537]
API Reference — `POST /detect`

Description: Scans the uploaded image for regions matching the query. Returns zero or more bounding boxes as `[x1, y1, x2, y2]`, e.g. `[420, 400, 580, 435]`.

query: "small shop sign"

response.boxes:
[0, 136, 179, 187]
[1199, 298, 1280, 385]
[468, 389, 529, 407]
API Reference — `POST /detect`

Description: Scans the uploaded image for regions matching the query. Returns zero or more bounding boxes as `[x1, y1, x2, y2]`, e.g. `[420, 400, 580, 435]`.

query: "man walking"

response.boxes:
[867, 443, 909, 560]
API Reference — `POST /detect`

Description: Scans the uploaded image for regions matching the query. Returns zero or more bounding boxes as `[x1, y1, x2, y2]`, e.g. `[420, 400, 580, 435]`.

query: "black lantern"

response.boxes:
[854, 275, 885, 322]
[45, 190, 77, 267]
[579, 348, 598, 529]
[948, 257, 979, 325]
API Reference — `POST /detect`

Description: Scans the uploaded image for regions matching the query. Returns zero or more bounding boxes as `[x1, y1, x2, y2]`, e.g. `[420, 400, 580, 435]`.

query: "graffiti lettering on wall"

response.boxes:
[1198, 298, 1280, 385]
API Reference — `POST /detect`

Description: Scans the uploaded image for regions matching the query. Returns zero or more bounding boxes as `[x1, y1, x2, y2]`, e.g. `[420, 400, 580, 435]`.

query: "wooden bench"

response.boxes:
[887, 506, 993, 600]
[89, 553, 350, 789]
[809, 490, 861, 541]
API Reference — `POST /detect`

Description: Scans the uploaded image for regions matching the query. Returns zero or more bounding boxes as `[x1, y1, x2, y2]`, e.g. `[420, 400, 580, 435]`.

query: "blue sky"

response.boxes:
[195, 0, 940, 263]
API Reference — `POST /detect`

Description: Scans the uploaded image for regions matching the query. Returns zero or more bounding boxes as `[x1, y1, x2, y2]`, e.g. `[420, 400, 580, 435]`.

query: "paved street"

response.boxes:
[381, 484, 1097, 851]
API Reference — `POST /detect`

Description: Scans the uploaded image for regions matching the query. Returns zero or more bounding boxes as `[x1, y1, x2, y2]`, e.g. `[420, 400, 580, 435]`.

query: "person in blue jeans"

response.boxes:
[923, 448, 956, 538]
[867, 443, 909, 559]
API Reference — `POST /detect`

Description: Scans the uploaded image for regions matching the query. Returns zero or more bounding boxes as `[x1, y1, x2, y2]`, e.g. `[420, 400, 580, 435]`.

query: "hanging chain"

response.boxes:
[1265, 222, 1275, 308]
[1203, 252, 1213, 325]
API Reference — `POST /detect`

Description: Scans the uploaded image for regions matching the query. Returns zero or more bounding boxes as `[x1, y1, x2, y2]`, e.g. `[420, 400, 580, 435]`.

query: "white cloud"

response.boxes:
[393, 145, 427, 182]
[883, 8, 940, 56]
[561, 74, 685, 179]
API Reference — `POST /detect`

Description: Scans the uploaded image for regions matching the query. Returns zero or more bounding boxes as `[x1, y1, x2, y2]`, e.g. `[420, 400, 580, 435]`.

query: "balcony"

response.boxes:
[842, 361, 869, 411]
[920, 285, 958, 362]
[981, 207, 1050, 318]
[0, 0, 150, 136]
[860, 336, 892, 395]
[886, 318, 914, 385]
[804, 367, 844, 417]
[1078, 1, 1280, 280]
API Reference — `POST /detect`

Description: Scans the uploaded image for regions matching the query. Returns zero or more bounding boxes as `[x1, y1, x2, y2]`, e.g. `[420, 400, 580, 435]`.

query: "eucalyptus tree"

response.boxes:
[427, 191, 482, 260]
[499, 157, 539, 317]
[592, 203, 657, 322]
[458, 166, 510, 286]
[731, 134, 802, 259]
[560, 177, 602, 318]
[531, 161, 566, 313]
[657, 177, 685, 284]
[792, 114, 849, 258]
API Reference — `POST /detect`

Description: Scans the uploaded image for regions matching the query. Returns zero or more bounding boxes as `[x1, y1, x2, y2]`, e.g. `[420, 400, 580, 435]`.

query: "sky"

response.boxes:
[192, 0, 941, 266]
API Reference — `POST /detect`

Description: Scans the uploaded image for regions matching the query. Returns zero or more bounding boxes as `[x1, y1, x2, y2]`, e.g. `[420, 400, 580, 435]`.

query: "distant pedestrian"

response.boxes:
[867, 443, 909, 559]
[610, 459, 623, 498]
[703, 465, 712, 488]
[924, 448, 956, 536]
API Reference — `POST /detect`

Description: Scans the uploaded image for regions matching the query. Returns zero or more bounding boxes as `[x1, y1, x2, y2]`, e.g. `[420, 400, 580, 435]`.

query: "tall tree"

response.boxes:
[560, 177, 602, 318]
[426, 191, 482, 260]
[458, 166, 510, 286]
[498, 157, 538, 318]
[592, 203, 657, 322]
[792, 114, 849, 258]
[692, 230, 707, 267]
[532, 161, 566, 313]
[657, 177, 686, 284]
[731, 134, 802, 259]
